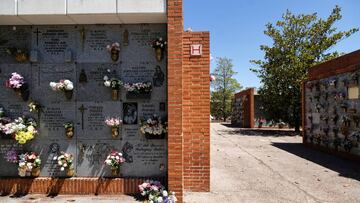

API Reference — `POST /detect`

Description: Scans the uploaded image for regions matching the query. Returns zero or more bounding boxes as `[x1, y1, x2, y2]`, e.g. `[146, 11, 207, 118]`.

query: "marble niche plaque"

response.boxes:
[0, 102, 30, 119]
[32, 26, 76, 63]
[121, 140, 167, 177]
[31, 64, 76, 103]
[0, 64, 32, 102]
[76, 63, 121, 102]
[0, 26, 32, 64]
[0, 141, 24, 177]
[76, 25, 120, 63]
[76, 102, 122, 140]
[76, 139, 123, 177]
[38, 102, 76, 139]
[25, 139, 77, 177]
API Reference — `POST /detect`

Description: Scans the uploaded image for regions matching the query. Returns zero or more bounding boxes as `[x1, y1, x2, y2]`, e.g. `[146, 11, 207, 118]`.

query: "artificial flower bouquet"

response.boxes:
[53, 151, 74, 177]
[104, 151, 126, 176]
[106, 42, 121, 62]
[0, 117, 38, 144]
[6, 47, 28, 62]
[63, 122, 74, 139]
[49, 79, 74, 100]
[124, 82, 152, 99]
[140, 115, 167, 139]
[5, 72, 29, 101]
[18, 152, 41, 177]
[151, 37, 167, 50]
[103, 76, 123, 100]
[105, 117, 122, 138]
[139, 180, 177, 203]
[28, 100, 42, 113]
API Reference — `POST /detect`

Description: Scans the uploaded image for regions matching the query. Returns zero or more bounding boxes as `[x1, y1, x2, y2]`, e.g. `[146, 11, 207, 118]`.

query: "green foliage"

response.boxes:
[251, 6, 358, 131]
[211, 57, 242, 121]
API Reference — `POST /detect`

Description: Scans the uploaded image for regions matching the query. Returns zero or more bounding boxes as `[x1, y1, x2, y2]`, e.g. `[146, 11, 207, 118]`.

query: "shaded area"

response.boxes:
[272, 142, 360, 181]
[221, 123, 300, 137]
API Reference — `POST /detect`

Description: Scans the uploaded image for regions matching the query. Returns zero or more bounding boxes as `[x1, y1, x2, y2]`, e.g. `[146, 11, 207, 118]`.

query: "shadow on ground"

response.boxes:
[272, 142, 360, 181]
[221, 123, 300, 137]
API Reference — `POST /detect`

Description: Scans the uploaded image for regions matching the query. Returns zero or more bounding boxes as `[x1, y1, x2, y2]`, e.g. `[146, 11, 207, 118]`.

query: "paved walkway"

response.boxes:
[185, 123, 360, 203]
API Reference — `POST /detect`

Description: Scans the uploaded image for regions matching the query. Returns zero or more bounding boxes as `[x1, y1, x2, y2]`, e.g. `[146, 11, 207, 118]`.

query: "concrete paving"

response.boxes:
[185, 123, 360, 203]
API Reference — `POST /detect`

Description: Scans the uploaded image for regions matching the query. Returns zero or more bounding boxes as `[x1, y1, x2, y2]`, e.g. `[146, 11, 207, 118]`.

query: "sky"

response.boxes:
[184, 0, 360, 89]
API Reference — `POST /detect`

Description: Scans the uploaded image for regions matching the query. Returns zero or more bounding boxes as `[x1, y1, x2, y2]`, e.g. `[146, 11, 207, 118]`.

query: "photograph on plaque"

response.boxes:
[153, 65, 165, 87]
[123, 103, 138, 125]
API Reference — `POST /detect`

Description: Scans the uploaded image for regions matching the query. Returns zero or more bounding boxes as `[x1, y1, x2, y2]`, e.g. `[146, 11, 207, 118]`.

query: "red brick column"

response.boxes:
[167, 0, 184, 202]
[234, 88, 255, 128]
[182, 32, 210, 191]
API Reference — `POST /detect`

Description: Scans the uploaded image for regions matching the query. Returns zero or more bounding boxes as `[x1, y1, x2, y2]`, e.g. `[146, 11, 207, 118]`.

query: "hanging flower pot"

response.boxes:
[111, 127, 119, 138]
[155, 47, 163, 62]
[107, 42, 121, 62]
[66, 168, 75, 177]
[111, 167, 119, 176]
[111, 49, 120, 62]
[6, 47, 28, 63]
[112, 89, 119, 101]
[31, 167, 40, 177]
[151, 37, 166, 62]
[15, 53, 28, 63]
[64, 90, 73, 100]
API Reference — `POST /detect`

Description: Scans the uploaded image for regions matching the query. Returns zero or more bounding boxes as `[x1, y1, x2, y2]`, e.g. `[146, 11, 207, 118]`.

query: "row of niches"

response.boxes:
[0, 25, 167, 64]
[0, 63, 166, 103]
[304, 69, 360, 155]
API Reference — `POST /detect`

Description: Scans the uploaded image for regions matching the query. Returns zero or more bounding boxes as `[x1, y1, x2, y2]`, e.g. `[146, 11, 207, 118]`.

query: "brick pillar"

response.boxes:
[182, 32, 210, 192]
[167, 0, 184, 202]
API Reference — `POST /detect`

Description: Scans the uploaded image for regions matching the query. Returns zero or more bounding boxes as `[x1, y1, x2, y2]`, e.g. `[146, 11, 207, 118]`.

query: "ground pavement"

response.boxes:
[185, 123, 360, 203]
[1, 123, 360, 202]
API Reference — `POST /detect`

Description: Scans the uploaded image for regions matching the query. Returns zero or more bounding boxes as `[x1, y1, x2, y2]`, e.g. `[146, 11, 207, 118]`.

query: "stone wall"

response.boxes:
[0, 24, 168, 177]
[303, 50, 360, 159]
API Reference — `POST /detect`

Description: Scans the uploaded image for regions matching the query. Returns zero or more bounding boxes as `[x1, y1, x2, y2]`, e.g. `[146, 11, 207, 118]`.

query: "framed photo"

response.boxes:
[123, 103, 138, 125]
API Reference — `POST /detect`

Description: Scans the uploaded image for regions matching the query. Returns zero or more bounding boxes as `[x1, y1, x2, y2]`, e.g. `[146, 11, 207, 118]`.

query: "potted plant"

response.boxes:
[103, 76, 123, 101]
[6, 47, 28, 62]
[105, 117, 122, 138]
[151, 37, 167, 62]
[53, 152, 74, 177]
[124, 82, 152, 100]
[5, 72, 30, 101]
[138, 180, 177, 203]
[106, 42, 121, 62]
[49, 79, 74, 100]
[63, 122, 74, 139]
[18, 152, 41, 177]
[140, 115, 167, 139]
[104, 151, 126, 176]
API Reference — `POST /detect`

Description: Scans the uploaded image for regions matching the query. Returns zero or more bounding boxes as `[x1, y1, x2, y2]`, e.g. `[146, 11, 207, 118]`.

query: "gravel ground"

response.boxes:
[185, 123, 360, 203]
[1, 123, 360, 203]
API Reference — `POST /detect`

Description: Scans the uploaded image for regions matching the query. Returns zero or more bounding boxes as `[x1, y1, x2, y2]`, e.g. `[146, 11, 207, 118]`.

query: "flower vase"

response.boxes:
[15, 53, 28, 63]
[112, 89, 119, 101]
[111, 50, 119, 62]
[18, 167, 27, 177]
[31, 168, 40, 177]
[111, 167, 119, 176]
[64, 90, 73, 100]
[66, 168, 75, 177]
[111, 127, 119, 138]
[65, 127, 74, 139]
[155, 48, 163, 62]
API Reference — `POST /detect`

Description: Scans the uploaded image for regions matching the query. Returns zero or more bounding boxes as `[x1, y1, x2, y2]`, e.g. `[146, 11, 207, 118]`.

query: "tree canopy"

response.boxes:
[251, 6, 358, 131]
[211, 57, 242, 121]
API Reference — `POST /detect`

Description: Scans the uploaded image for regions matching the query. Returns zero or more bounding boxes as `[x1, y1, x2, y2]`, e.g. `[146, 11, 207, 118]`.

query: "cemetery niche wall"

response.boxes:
[303, 50, 360, 159]
[0, 24, 168, 178]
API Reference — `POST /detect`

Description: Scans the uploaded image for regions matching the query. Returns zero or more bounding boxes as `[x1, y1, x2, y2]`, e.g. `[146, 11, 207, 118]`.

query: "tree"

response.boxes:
[211, 57, 242, 121]
[251, 6, 358, 131]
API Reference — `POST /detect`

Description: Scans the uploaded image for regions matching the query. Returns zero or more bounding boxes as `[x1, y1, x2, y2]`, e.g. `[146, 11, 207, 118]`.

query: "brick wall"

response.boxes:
[167, 0, 184, 202]
[182, 32, 210, 192]
[233, 88, 255, 128]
